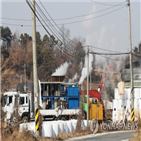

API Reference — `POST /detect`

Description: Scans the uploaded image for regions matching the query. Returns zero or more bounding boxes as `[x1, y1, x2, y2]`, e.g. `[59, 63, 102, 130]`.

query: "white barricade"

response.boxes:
[20, 120, 92, 137]
[139, 99, 141, 109]
[71, 120, 77, 131]
[42, 123, 52, 137]
[126, 99, 131, 110]
[134, 88, 140, 99]
[59, 122, 65, 133]
[66, 121, 72, 133]
[134, 99, 139, 109]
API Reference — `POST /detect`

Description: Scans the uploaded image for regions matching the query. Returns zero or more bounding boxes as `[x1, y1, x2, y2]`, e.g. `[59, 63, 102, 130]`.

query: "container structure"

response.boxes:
[112, 86, 141, 121]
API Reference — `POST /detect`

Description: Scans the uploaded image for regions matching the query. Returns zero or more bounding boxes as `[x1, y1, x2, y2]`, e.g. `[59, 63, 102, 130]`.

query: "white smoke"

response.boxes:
[79, 53, 93, 84]
[68, 73, 78, 83]
[52, 62, 69, 76]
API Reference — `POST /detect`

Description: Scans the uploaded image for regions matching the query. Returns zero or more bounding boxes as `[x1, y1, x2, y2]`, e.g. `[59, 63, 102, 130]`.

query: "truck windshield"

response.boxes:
[4, 95, 7, 106]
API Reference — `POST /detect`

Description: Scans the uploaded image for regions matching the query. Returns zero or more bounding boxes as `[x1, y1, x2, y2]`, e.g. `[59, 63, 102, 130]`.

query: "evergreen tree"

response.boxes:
[1, 26, 12, 48]
[20, 33, 32, 46]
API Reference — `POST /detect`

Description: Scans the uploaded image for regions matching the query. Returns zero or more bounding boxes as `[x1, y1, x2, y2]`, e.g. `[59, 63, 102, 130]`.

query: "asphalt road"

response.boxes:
[67, 131, 135, 141]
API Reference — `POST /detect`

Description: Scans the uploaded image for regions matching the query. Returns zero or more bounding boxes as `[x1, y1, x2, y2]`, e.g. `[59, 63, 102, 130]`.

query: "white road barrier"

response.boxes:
[20, 120, 89, 137]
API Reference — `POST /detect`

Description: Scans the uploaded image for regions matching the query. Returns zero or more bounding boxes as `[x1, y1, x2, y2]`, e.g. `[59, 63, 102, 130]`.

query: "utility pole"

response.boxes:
[127, 0, 134, 121]
[90, 70, 91, 90]
[21, 75, 22, 83]
[87, 46, 89, 126]
[24, 63, 26, 92]
[31, 0, 39, 136]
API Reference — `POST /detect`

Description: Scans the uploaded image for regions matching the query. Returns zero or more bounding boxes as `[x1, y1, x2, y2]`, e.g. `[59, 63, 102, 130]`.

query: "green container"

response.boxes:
[82, 95, 89, 112]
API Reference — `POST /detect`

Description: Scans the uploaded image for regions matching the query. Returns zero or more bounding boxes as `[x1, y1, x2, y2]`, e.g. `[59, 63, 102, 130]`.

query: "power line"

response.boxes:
[1, 4, 126, 27]
[52, 2, 126, 20]
[95, 53, 141, 62]
[58, 5, 126, 25]
[26, 0, 51, 36]
[38, 0, 76, 48]
[26, 0, 74, 57]
[34, 1, 75, 54]
[95, 54, 126, 61]
[0, 1, 126, 22]
[90, 0, 126, 6]
[85, 45, 122, 53]
[89, 51, 130, 55]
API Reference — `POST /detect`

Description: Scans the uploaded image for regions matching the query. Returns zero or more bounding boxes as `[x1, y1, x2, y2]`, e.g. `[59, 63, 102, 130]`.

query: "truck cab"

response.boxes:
[2, 92, 32, 123]
[3, 92, 18, 121]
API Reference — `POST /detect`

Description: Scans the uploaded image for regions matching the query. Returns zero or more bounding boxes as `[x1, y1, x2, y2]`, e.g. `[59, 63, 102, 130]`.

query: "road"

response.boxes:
[67, 131, 135, 141]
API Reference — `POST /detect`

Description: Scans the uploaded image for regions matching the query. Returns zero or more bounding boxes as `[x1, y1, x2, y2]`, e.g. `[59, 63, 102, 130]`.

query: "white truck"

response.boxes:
[2, 81, 80, 123]
[2, 91, 34, 123]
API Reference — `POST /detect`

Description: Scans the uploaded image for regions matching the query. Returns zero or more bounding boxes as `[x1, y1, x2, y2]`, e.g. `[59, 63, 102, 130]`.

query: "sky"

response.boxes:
[0, 0, 141, 56]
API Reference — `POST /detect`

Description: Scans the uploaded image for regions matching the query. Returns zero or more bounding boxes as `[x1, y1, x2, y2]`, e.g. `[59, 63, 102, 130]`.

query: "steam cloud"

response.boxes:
[79, 54, 93, 84]
[68, 73, 78, 83]
[52, 62, 69, 76]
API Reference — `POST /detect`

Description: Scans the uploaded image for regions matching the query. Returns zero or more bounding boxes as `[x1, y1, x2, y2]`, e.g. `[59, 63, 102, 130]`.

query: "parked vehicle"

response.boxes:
[2, 91, 33, 123]
[2, 81, 80, 122]
[3, 81, 105, 123]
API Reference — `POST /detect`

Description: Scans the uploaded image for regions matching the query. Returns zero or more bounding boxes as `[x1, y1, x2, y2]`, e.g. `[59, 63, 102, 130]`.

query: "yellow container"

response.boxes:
[89, 103, 103, 121]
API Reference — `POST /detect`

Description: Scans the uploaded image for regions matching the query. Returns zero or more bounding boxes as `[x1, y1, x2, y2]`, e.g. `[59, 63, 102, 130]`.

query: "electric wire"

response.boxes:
[95, 54, 126, 61]
[89, 51, 130, 55]
[39, 0, 126, 21]
[34, 1, 75, 55]
[38, 0, 76, 48]
[33, 0, 74, 53]
[2, 1, 129, 57]
[27, 0, 74, 58]
[57, 5, 126, 25]
[26, 0, 75, 57]
[83, 45, 122, 53]
[26, 0, 51, 36]
[93, 52, 141, 62]
[7, 52, 139, 68]
[1, 4, 127, 27]
[90, 0, 126, 7]
[0, 1, 126, 22]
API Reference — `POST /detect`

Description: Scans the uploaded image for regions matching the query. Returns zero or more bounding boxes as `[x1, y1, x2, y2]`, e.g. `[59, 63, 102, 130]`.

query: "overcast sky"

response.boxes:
[0, 0, 140, 55]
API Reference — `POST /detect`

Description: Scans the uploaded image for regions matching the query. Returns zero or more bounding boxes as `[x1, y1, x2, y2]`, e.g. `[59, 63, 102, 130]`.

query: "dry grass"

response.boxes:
[130, 129, 141, 141]
[105, 109, 112, 120]
[58, 125, 91, 140]
[130, 121, 141, 141]
[2, 127, 61, 141]
[2, 107, 92, 141]
[39, 114, 43, 136]
[2, 128, 36, 141]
